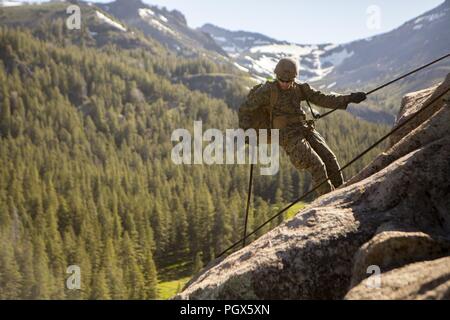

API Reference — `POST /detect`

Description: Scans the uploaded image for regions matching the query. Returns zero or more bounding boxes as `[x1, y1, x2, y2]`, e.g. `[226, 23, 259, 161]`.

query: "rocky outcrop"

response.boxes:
[346, 75, 450, 186]
[389, 73, 450, 147]
[348, 224, 450, 289]
[346, 256, 450, 300]
[176, 74, 450, 300]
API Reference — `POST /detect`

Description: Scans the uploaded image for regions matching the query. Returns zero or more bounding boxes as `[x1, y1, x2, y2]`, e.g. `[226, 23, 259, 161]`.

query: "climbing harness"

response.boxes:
[223, 53, 450, 259]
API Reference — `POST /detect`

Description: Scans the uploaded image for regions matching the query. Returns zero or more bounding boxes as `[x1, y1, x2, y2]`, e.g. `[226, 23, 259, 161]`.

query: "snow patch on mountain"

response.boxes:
[253, 40, 272, 45]
[322, 49, 354, 66]
[200, 24, 357, 82]
[137, 8, 176, 36]
[235, 43, 353, 82]
[138, 8, 154, 18]
[223, 46, 240, 54]
[148, 18, 176, 36]
[323, 44, 339, 51]
[211, 35, 227, 44]
[243, 55, 278, 75]
[233, 62, 249, 72]
[414, 12, 447, 24]
[95, 11, 127, 32]
[158, 14, 168, 23]
[250, 44, 316, 56]
[0, 0, 23, 7]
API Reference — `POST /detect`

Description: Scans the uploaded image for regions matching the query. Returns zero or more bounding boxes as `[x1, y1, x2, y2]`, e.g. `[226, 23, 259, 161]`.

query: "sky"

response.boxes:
[14, 0, 444, 44]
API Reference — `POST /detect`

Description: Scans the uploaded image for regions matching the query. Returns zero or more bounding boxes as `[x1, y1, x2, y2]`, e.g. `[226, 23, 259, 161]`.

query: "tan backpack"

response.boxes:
[238, 81, 278, 143]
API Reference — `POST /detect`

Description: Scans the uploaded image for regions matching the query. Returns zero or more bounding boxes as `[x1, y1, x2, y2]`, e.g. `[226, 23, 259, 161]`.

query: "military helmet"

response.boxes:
[274, 58, 299, 81]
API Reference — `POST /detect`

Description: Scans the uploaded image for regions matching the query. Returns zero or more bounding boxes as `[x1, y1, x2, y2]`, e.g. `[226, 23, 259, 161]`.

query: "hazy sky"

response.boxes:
[17, 0, 444, 43]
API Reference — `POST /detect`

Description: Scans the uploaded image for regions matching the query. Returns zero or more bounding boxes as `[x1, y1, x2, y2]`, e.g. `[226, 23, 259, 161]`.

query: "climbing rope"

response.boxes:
[242, 163, 254, 248]
[315, 52, 450, 120]
[218, 85, 450, 259]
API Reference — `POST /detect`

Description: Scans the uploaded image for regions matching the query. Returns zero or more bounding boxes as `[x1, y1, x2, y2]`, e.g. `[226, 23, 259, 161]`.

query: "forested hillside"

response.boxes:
[0, 7, 389, 299]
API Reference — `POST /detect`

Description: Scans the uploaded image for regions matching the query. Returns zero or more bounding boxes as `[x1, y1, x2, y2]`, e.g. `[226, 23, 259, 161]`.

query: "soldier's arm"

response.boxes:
[300, 83, 352, 110]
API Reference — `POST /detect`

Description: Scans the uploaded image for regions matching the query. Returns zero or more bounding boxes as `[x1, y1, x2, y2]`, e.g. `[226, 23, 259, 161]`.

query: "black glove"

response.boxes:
[349, 92, 367, 104]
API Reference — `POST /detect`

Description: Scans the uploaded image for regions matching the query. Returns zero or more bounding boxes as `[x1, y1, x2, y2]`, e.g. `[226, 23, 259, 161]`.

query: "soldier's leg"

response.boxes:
[280, 129, 334, 196]
[305, 129, 345, 188]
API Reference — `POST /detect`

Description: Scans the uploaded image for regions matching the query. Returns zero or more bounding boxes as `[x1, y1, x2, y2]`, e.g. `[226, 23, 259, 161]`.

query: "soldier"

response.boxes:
[239, 58, 367, 196]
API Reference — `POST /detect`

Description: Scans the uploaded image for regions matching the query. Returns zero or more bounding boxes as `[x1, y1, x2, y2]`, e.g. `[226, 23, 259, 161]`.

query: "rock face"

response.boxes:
[176, 74, 450, 300]
[389, 73, 450, 147]
[346, 257, 450, 300]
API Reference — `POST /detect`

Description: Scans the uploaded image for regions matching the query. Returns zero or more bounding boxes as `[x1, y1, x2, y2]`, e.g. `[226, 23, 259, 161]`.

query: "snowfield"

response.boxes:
[0, 1, 23, 7]
[158, 14, 169, 23]
[233, 62, 249, 72]
[149, 18, 176, 36]
[229, 43, 354, 82]
[414, 12, 447, 24]
[138, 8, 155, 18]
[321, 49, 354, 66]
[212, 36, 227, 43]
[250, 44, 317, 56]
[138, 8, 176, 36]
[96, 11, 127, 32]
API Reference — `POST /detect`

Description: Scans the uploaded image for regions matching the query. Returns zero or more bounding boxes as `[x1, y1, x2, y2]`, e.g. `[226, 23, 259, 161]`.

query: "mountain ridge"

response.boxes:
[200, 0, 450, 86]
[96, 0, 228, 57]
[4, 1, 448, 124]
[199, 1, 450, 123]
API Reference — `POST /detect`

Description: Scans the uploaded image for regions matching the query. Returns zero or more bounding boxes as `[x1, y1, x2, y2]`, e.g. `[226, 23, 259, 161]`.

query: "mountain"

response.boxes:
[322, 0, 450, 89]
[199, 23, 287, 57]
[200, 1, 450, 123]
[0, 1, 254, 109]
[199, 23, 353, 84]
[93, 0, 261, 109]
[0, 0, 24, 7]
[96, 0, 227, 57]
[0, 1, 161, 50]
[0, 0, 227, 58]
[3, 1, 449, 123]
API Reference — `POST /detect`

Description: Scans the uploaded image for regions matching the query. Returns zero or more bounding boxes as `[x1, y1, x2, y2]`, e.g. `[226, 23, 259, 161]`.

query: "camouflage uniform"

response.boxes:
[240, 81, 358, 196]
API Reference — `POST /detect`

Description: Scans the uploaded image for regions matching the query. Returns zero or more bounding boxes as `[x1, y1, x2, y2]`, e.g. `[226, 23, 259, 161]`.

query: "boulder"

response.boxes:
[389, 72, 450, 147]
[349, 223, 450, 289]
[345, 256, 450, 300]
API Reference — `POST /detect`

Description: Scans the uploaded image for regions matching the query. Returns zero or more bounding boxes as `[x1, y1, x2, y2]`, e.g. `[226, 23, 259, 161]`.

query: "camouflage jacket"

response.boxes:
[244, 80, 352, 114]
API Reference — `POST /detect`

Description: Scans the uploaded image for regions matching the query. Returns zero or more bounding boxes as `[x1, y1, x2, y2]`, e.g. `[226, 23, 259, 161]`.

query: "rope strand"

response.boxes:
[242, 163, 254, 248]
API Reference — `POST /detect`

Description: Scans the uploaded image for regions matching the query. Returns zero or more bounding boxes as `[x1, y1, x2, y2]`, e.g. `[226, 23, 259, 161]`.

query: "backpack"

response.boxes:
[238, 81, 279, 135]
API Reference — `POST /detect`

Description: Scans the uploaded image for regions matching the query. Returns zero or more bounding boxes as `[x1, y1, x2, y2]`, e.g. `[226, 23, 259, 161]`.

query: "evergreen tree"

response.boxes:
[0, 235, 23, 299]
[192, 252, 203, 274]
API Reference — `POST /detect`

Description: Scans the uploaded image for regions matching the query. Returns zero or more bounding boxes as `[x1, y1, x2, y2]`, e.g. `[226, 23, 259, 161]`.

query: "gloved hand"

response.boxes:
[349, 92, 367, 104]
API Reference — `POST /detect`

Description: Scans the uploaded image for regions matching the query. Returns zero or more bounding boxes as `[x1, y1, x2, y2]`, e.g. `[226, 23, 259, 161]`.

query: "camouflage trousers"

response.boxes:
[279, 122, 344, 197]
